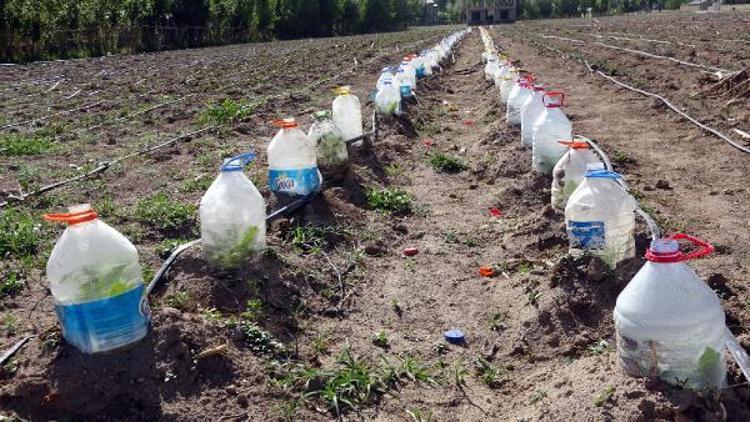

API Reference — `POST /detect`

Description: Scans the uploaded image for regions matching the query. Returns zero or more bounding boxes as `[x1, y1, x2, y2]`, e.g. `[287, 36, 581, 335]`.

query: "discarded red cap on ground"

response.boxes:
[489, 207, 502, 217]
[462, 120, 474, 126]
[422, 139, 434, 147]
[403, 247, 419, 257]
[479, 266, 496, 277]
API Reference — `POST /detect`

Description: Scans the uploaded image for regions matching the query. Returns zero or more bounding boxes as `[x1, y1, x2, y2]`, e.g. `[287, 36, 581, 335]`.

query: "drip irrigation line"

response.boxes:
[583, 136, 661, 240]
[540, 34, 733, 74]
[583, 60, 750, 155]
[0, 335, 34, 366]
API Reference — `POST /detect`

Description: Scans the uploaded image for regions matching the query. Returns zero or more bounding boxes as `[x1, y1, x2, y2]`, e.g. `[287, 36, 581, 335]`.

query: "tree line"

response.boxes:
[0, 0, 432, 62]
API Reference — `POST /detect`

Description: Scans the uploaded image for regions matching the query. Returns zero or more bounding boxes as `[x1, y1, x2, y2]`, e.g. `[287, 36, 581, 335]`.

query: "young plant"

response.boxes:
[164, 291, 190, 310]
[0, 134, 53, 156]
[428, 152, 468, 173]
[199, 99, 252, 125]
[473, 356, 508, 388]
[134, 193, 195, 233]
[372, 331, 389, 349]
[3, 314, 19, 336]
[241, 298, 264, 322]
[0, 270, 25, 298]
[366, 187, 413, 215]
[488, 313, 506, 332]
[587, 340, 611, 356]
[593, 385, 615, 407]
[0, 210, 40, 259]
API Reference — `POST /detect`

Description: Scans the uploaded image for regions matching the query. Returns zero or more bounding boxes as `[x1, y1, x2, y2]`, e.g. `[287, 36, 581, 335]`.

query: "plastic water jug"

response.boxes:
[399, 58, 417, 89]
[520, 85, 546, 149]
[614, 234, 726, 390]
[499, 68, 518, 104]
[44, 205, 150, 353]
[396, 69, 413, 99]
[551, 140, 602, 211]
[506, 75, 534, 126]
[375, 80, 401, 116]
[267, 118, 321, 198]
[200, 153, 266, 268]
[332, 86, 363, 142]
[531, 91, 572, 175]
[493, 61, 510, 88]
[485, 58, 500, 82]
[376, 67, 394, 91]
[565, 164, 636, 268]
[307, 110, 348, 171]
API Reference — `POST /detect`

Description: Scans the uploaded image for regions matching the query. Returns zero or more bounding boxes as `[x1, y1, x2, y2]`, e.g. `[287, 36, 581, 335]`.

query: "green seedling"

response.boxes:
[473, 356, 508, 388]
[0, 210, 40, 259]
[489, 313, 506, 332]
[134, 193, 195, 233]
[524, 281, 542, 307]
[372, 331, 389, 349]
[1, 271, 25, 298]
[0, 134, 53, 156]
[366, 187, 413, 215]
[3, 314, 19, 335]
[201, 307, 223, 321]
[593, 385, 615, 407]
[180, 174, 213, 193]
[213, 226, 260, 268]
[241, 298, 264, 322]
[164, 291, 189, 310]
[428, 152, 468, 173]
[587, 340, 611, 356]
[157, 238, 189, 259]
[311, 333, 331, 356]
[239, 321, 288, 358]
[199, 99, 252, 125]
[407, 408, 434, 422]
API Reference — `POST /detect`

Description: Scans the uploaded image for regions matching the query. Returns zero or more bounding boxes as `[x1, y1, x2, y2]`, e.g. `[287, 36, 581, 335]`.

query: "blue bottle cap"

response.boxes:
[443, 329, 465, 344]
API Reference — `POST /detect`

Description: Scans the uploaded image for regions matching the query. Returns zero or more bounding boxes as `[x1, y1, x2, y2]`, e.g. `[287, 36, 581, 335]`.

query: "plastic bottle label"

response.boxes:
[268, 167, 320, 196]
[567, 221, 606, 249]
[416, 66, 426, 79]
[55, 283, 150, 353]
[400, 85, 412, 97]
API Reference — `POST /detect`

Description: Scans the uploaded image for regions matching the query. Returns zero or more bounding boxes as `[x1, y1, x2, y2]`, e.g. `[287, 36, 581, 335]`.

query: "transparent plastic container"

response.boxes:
[564, 164, 636, 268]
[485, 57, 500, 82]
[615, 235, 726, 390]
[376, 67, 394, 91]
[375, 80, 401, 116]
[551, 140, 602, 211]
[200, 153, 266, 268]
[332, 86, 363, 142]
[307, 110, 348, 171]
[506, 76, 533, 126]
[520, 85, 546, 148]
[45, 205, 150, 353]
[267, 118, 321, 198]
[531, 91, 572, 175]
[499, 68, 518, 104]
[493, 62, 510, 88]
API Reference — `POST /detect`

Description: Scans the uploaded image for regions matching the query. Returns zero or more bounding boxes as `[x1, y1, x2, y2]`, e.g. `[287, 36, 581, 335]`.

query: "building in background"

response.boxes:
[423, 0, 440, 25]
[466, 0, 517, 25]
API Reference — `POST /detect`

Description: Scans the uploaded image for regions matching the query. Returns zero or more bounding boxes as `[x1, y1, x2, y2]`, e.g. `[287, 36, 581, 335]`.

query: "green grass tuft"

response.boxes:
[133, 193, 195, 233]
[0, 134, 53, 156]
[366, 187, 413, 215]
[199, 99, 253, 125]
[428, 152, 468, 173]
[0, 210, 40, 259]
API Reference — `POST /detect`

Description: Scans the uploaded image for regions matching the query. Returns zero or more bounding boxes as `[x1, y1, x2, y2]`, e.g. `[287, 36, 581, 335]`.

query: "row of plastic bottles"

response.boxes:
[479, 27, 728, 391]
[375, 30, 470, 116]
[40, 30, 469, 355]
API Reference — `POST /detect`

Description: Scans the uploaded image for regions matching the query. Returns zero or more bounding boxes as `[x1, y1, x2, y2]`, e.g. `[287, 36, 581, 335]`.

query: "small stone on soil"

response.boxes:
[364, 242, 386, 256]
[655, 179, 671, 189]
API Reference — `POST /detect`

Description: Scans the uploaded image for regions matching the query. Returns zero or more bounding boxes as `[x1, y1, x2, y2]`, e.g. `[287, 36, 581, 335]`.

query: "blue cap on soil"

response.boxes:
[443, 329, 465, 344]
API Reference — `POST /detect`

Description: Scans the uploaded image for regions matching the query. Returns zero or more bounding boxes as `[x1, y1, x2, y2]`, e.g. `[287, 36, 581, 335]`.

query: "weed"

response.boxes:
[276, 398, 300, 422]
[452, 359, 468, 388]
[528, 389, 547, 405]
[241, 298, 264, 322]
[317, 347, 386, 415]
[407, 408, 434, 422]
[164, 291, 189, 309]
[0, 134, 53, 156]
[385, 164, 405, 179]
[372, 331, 389, 349]
[473, 356, 508, 388]
[444, 230, 479, 248]
[3, 357, 18, 375]
[0, 270, 25, 298]
[41, 331, 62, 352]
[289, 224, 331, 252]
[610, 150, 631, 165]
[156, 238, 189, 259]
[396, 356, 438, 385]
[366, 187, 413, 215]
[0, 210, 40, 259]
[238, 321, 288, 358]
[587, 340, 611, 356]
[3, 314, 19, 335]
[524, 281, 542, 307]
[488, 313, 506, 332]
[201, 307, 223, 321]
[180, 174, 213, 193]
[133, 192, 195, 232]
[311, 333, 331, 356]
[199, 99, 252, 125]
[141, 266, 155, 285]
[593, 385, 615, 407]
[517, 261, 532, 273]
[428, 152, 468, 173]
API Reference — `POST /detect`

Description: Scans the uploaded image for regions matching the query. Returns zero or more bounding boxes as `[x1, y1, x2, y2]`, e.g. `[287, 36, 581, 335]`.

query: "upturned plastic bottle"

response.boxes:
[485, 57, 500, 82]
[200, 153, 266, 268]
[551, 140, 602, 211]
[376, 67, 394, 91]
[267, 118, 321, 198]
[44, 205, 150, 353]
[520, 84, 546, 149]
[499, 67, 519, 104]
[565, 164, 636, 268]
[493, 61, 510, 88]
[396, 68, 413, 99]
[307, 110, 348, 174]
[375, 80, 401, 116]
[332, 86, 363, 142]
[614, 234, 726, 390]
[506, 75, 534, 126]
[531, 91, 572, 175]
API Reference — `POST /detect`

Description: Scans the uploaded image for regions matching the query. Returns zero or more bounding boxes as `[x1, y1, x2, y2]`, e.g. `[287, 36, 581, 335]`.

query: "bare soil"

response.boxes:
[2, 13, 750, 421]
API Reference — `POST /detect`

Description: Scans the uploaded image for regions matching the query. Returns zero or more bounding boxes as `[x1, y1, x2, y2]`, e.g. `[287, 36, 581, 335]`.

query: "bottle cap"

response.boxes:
[558, 140, 590, 149]
[645, 234, 714, 263]
[272, 118, 298, 129]
[443, 329, 465, 344]
[334, 86, 352, 96]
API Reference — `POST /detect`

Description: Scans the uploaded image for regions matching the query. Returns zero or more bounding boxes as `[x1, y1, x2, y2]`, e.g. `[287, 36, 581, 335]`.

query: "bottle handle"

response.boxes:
[44, 209, 98, 225]
[543, 91, 565, 107]
[645, 233, 714, 262]
[220, 152, 256, 172]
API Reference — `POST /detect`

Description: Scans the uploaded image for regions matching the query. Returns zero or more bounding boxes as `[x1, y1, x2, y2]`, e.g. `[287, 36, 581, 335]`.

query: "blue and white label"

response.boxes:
[400, 85, 412, 98]
[55, 284, 150, 354]
[269, 167, 320, 196]
[567, 220, 606, 249]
